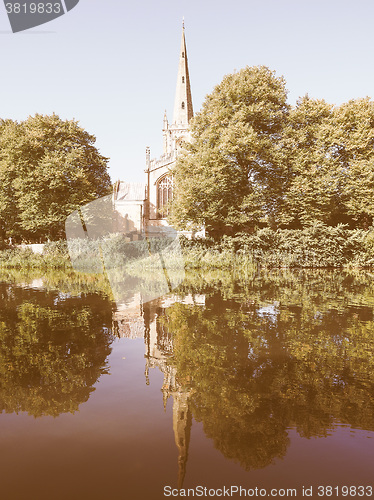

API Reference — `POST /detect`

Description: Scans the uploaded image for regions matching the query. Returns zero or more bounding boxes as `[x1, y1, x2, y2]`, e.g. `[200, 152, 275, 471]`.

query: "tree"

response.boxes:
[284, 96, 374, 227]
[170, 65, 374, 234]
[283, 96, 374, 228]
[0, 119, 24, 240]
[331, 98, 374, 227]
[0, 114, 111, 242]
[282, 95, 335, 227]
[169, 66, 290, 238]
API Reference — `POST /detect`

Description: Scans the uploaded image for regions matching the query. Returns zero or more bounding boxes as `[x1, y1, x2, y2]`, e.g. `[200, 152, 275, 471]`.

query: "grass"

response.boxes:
[0, 243, 71, 270]
[2, 225, 374, 272]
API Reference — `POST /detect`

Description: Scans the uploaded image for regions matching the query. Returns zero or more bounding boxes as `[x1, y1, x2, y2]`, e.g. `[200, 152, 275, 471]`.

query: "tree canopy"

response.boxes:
[170, 66, 374, 236]
[170, 66, 290, 237]
[0, 114, 111, 242]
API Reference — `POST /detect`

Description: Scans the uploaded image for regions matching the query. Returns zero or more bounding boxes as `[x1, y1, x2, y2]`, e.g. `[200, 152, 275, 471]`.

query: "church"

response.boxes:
[113, 23, 194, 233]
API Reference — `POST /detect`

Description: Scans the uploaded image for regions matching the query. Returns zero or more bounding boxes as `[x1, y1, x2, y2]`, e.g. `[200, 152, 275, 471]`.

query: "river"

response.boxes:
[0, 269, 374, 499]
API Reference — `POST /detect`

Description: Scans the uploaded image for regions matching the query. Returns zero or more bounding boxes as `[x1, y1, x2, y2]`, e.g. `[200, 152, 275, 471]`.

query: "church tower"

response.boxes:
[164, 21, 193, 154]
[173, 22, 193, 125]
[145, 22, 193, 226]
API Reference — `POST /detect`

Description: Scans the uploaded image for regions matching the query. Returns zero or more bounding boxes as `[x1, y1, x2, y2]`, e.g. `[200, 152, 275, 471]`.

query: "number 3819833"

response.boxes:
[5, 3, 62, 14]
[317, 485, 372, 496]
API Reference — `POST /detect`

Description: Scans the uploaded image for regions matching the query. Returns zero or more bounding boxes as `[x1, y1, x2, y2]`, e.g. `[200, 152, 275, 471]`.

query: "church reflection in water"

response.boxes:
[111, 270, 374, 484]
[4, 270, 374, 490]
[113, 293, 205, 488]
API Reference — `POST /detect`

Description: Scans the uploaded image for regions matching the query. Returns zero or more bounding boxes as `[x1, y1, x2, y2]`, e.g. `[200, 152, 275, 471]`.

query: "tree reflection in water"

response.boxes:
[2, 269, 374, 486]
[0, 283, 114, 417]
[157, 270, 374, 472]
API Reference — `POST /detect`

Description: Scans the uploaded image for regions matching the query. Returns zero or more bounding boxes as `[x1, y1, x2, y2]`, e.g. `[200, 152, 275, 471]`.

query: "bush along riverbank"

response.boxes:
[180, 223, 374, 269]
[0, 240, 72, 270]
[1, 223, 374, 271]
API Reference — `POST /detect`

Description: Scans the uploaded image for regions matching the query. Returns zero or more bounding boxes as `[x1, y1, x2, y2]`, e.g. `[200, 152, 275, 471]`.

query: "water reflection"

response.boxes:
[0, 282, 114, 417]
[113, 293, 204, 487]
[1, 269, 374, 496]
[113, 269, 374, 477]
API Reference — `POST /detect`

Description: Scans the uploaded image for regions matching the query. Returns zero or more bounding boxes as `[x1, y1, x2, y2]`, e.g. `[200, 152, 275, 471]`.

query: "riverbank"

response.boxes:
[0, 241, 72, 270]
[1, 224, 374, 271]
[181, 223, 374, 269]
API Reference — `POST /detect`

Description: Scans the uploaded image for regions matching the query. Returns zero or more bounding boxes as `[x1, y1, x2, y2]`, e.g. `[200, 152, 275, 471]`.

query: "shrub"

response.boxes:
[184, 224, 374, 269]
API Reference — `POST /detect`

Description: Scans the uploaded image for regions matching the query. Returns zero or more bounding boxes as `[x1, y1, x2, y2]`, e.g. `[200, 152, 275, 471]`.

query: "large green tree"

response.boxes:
[331, 98, 374, 227]
[282, 95, 335, 227]
[170, 67, 374, 234]
[0, 114, 111, 241]
[169, 66, 290, 237]
[284, 96, 374, 228]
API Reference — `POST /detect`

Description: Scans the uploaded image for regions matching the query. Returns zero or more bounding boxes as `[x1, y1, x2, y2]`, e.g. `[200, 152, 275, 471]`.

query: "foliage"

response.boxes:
[284, 97, 374, 228]
[0, 241, 71, 270]
[179, 225, 374, 269]
[282, 95, 336, 226]
[170, 66, 289, 236]
[2, 223, 374, 272]
[170, 68, 374, 236]
[0, 114, 111, 242]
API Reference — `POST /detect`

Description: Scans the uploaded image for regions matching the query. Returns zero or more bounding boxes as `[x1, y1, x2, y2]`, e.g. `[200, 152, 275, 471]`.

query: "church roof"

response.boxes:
[115, 182, 145, 201]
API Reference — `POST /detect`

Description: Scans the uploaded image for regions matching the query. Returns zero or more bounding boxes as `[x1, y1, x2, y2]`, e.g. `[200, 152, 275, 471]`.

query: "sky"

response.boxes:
[1, 0, 374, 184]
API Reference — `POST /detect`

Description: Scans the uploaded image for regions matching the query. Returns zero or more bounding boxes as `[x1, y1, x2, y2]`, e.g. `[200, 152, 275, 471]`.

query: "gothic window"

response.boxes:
[182, 76, 185, 83]
[181, 102, 185, 109]
[157, 175, 173, 218]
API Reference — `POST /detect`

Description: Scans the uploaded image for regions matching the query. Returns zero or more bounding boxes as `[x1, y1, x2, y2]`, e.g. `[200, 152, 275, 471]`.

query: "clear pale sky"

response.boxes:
[1, 0, 374, 183]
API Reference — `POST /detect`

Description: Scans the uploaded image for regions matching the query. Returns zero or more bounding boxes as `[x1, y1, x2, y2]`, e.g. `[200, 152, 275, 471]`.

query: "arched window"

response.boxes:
[157, 175, 173, 218]
[181, 102, 185, 109]
[182, 76, 185, 83]
[182, 51, 185, 58]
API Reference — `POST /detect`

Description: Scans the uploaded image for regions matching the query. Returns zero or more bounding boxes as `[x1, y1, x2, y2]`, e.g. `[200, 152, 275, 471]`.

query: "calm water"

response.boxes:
[1, 270, 374, 499]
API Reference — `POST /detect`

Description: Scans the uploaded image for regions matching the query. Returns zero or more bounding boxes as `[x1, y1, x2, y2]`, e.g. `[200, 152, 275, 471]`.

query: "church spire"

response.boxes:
[172, 22, 193, 126]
